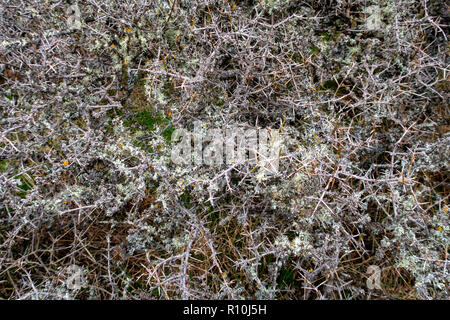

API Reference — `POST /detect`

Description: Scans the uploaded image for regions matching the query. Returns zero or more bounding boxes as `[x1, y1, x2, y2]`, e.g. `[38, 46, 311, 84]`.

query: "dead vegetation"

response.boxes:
[0, 0, 449, 299]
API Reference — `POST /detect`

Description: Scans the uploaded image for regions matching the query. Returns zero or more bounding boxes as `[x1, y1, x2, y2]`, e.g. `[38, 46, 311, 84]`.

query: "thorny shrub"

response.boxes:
[0, 0, 449, 299]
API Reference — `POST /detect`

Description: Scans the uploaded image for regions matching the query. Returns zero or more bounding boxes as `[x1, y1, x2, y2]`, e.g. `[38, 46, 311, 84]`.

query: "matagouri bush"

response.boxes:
[0, 0, 448, 300]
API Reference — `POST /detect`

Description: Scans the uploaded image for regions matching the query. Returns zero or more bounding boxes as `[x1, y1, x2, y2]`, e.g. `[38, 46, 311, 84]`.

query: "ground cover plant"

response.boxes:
[0, 0, 449, 299]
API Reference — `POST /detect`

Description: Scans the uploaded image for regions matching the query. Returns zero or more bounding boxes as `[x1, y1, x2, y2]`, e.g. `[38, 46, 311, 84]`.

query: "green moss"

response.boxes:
[318, 78, 349, 96]
[161, 125, 175, 144]
[277, 265, 299, 289]
[130, 108, 174, 145]
[151, 288, 159, 297]
[310, 45, 320, 55]
[180, 191, 192, 209]
[436, 69, 449, 91]
[164, 27, 177, 47]
[320, 30, 339, 42]
[374, 67, 383, 74]
[14, 174, 35, 198]
[215, 97, 226, 107]
[320, 79, 339, 91]
[0, 160, 8, 172]
[135, 110, 160, 131]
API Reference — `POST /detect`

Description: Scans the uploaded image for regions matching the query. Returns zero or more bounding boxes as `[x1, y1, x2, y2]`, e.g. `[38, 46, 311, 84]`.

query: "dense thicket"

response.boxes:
[0, 0, 448, 299]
